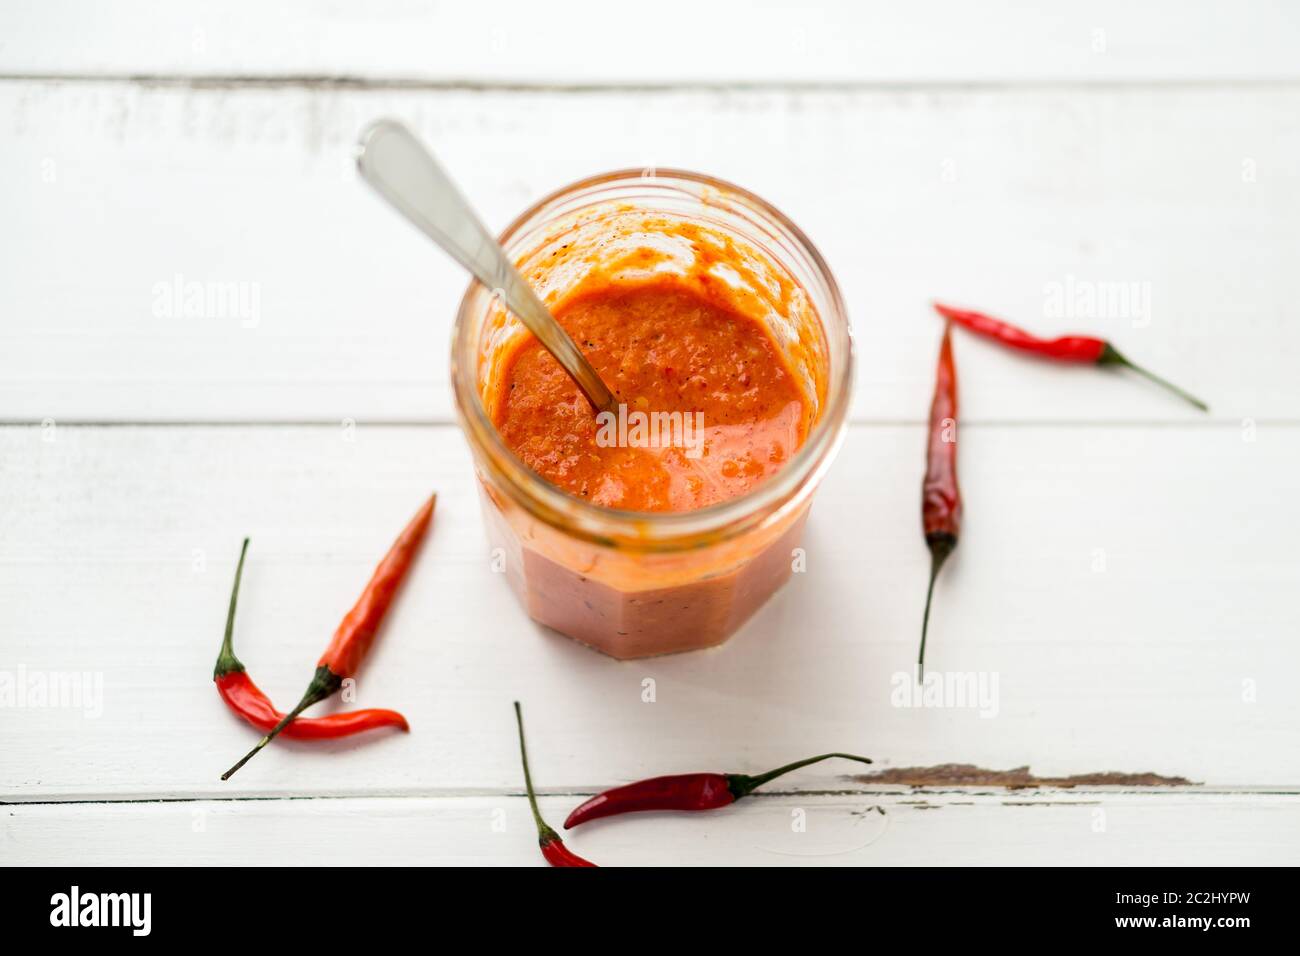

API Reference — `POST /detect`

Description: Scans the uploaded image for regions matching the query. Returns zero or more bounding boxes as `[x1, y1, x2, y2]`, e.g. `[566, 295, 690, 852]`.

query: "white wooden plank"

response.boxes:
[2, 423, 1296, 800]
[5, 792, 1298, 866]
[3, 1, 1299, 84]
[3, 82, 1298, 424]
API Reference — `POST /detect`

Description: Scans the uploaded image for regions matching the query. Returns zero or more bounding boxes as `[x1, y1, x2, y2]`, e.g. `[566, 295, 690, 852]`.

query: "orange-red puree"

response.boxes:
[492, 279, 810, 512]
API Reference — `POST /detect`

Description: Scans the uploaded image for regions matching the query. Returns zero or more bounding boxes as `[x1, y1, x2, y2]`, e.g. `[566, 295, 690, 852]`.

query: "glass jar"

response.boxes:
[452, 169, 853, 659]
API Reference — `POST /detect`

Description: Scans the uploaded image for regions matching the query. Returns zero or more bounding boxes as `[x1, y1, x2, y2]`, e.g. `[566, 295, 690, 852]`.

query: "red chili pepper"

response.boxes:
[933, 302, 1207, 411]
[563, 752, 873, 828]
[213, 539, 410, 739]
[919, 325, 962, 674]
[514, 702, 597, 867]
[217, 671, 408, 737]
[221, 494, 436, 779]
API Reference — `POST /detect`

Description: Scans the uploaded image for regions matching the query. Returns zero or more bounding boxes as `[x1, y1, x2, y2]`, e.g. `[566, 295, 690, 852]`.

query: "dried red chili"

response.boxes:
[214, 538, 409, 739]
[514, 702, 596, 867]
[919, 325, 962, 673]
[221, 494, 436, 779]
[563, 752, 872, 828]
[933, 302, 1207, 411]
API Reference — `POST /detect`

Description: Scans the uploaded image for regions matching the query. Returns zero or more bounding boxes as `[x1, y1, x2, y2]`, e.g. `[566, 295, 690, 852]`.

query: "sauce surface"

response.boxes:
[492, 279, 810, 513]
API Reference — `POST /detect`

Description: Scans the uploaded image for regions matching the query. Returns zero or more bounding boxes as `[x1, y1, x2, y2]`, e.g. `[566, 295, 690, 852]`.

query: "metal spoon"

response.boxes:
[355, 118, 616, 414]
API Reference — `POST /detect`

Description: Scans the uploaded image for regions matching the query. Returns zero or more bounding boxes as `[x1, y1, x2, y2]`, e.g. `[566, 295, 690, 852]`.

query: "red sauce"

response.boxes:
[492, 278, 810, 512]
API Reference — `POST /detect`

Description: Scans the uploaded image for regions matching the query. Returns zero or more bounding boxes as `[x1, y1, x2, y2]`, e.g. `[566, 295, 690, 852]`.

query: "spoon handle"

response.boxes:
[356, 119, 616, 414]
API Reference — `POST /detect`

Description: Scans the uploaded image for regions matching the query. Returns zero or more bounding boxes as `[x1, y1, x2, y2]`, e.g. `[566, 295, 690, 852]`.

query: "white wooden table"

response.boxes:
[3, 0, 1299, 866]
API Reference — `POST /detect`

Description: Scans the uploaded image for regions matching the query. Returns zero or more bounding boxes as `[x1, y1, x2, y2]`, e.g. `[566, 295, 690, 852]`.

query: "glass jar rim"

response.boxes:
[451, 167, 854, 551]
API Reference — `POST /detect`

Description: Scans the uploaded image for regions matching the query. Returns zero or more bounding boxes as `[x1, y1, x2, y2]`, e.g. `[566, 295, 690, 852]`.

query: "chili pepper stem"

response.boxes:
[214, 538, 250, 679]
[1098, 344, 1207, 412]
[513, 701, 559, 841]
[918, 534, 956, 677]
[220, 666, 343, 780]
[728, 752, 873, 799]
